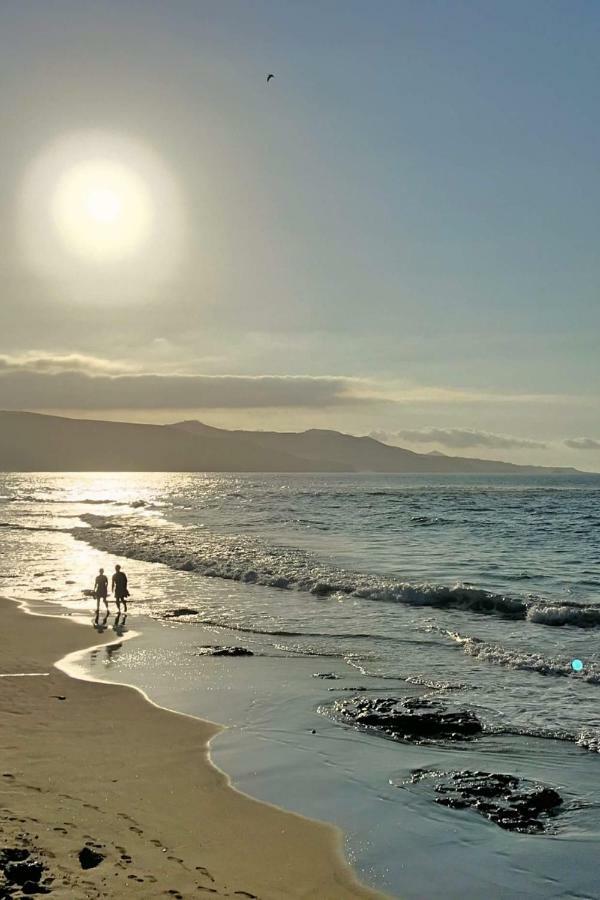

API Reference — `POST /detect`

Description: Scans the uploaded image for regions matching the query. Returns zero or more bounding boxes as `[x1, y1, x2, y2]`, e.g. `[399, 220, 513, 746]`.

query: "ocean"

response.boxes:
[2, 471, 600, 898]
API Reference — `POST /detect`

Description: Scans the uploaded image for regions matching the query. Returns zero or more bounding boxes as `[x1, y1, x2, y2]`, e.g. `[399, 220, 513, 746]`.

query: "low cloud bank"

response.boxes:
[564, 437, 600, 451]
[0, 353, 584, 421]
[371, 427, 547, 450]
[0, 355, 361, 409]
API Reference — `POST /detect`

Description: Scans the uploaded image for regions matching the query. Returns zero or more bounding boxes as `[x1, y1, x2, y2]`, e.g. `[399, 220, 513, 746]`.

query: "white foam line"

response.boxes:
[0, 672, 50, 677]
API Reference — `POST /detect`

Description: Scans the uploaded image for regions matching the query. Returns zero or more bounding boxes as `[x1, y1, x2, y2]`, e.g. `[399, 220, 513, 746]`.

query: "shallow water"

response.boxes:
[1, 471, 600, 897]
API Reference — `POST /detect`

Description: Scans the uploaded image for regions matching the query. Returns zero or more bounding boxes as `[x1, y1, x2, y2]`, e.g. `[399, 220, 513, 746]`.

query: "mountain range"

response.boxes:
[0, 410, 581, 474]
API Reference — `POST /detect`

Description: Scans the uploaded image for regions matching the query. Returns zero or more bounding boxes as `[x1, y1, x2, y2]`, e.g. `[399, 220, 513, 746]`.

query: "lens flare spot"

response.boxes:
[571, 659, 584, 672]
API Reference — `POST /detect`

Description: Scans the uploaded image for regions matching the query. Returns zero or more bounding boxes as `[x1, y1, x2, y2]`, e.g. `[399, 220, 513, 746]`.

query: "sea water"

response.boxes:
[1, 471, 600, 898]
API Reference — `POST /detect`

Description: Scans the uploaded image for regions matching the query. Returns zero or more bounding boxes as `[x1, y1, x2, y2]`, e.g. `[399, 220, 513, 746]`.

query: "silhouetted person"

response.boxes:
[94, 567, 109, 614]
[112, 564, 129, 613]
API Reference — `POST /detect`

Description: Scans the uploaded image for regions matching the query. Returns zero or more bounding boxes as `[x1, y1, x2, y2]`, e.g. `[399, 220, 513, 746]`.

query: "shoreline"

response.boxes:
[0, 596, 383, 899]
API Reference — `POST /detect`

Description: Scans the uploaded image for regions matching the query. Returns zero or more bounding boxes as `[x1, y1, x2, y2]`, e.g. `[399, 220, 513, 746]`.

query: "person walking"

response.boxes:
[111, 564, 129, 613]
[94, 567, 109, 615]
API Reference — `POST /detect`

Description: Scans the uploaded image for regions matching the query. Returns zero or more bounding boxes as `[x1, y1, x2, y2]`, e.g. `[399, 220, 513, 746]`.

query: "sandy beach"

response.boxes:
[0, 597, 381, 899]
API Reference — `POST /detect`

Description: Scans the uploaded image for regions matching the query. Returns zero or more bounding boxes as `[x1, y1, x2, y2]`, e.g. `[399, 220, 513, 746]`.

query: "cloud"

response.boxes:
[375, 384, 577, 406]
[0, 353, 129, 375]
[564, 437, 600, 451]
[0, 353, 583, 417]
[0, 355, 364, 410]
[371, 427, 547, 450]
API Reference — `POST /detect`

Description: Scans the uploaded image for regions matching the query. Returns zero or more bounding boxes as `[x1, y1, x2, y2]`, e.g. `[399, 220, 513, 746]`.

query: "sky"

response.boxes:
[1, 0, 599, 468]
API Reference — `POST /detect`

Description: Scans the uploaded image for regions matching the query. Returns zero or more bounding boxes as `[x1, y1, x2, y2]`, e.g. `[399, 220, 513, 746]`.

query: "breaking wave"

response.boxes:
[0, 522, 72, 534]
[447, 631, 600, 683]
[2, 495, 147, 508]
[73, 514, 600, 630]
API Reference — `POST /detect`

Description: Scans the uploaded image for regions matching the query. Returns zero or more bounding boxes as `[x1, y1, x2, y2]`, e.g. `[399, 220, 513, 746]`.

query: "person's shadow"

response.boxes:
[112, 613, 128, 637]
[93, 611, 109, 633]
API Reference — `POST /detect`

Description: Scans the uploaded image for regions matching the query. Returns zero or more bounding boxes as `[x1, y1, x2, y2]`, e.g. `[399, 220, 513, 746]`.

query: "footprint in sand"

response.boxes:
[117, 812, 135, 823]
[195, 866, 215, 882]
[129, 826, 143, 835]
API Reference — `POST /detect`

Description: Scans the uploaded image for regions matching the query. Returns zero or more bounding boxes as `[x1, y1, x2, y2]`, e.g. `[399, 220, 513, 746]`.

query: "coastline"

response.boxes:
[0, 596, 382, 899]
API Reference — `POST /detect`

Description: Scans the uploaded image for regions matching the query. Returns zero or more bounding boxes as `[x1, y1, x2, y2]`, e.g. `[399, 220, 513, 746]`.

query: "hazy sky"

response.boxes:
[1, 0, 599, 467]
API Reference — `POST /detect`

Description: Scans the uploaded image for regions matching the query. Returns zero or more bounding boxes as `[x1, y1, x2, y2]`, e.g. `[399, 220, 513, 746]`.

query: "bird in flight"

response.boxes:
[267, 73, 275, 83]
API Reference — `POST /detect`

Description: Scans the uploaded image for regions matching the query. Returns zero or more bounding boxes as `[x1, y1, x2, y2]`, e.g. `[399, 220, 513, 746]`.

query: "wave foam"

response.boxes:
[448, 631, 600, 683]
[72, 514, 600, 631]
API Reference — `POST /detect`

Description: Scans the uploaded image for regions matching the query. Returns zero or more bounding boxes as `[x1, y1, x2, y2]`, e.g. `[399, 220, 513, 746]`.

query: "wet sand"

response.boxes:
[0, 597, 382, 899]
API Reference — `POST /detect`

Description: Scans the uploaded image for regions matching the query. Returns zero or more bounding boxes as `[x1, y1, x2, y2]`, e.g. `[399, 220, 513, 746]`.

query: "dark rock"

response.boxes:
[0, 849, 30, 865]
[78, 847, 105, 870]
[4, 860, 43, 885]
[196, 646, 254, 657]
[327, 695, 482, 743]
[313, 672, 339, 679]
[22, 882, 51, 895]
[163, 608, 199, 618]
[408, 769, 563, 834]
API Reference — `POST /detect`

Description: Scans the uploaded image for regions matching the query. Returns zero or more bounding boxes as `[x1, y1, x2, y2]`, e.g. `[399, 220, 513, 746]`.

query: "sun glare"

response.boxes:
[85, 188, 123, 225]
[51, 159, 152, 261]
[18, 131, 184, 302]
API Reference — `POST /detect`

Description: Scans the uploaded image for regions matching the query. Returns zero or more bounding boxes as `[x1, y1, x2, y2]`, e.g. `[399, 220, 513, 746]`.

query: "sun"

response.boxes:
[51, 158, 153, 262]
[85, 187, 123, 224]
[18, 130, 184, 302]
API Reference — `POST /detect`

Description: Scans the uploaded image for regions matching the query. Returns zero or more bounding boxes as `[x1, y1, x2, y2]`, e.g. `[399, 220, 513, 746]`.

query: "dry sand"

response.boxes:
[0, 598, 382, 899]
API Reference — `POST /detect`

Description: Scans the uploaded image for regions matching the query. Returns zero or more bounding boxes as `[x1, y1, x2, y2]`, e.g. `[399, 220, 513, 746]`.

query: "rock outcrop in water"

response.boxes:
[407, 769, 564, 833]
[195, 645, 254, 657]
[327, 695, 482, 743]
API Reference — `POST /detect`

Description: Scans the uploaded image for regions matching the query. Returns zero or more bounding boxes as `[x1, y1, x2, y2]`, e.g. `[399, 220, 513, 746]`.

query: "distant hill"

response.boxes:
[173, 421, 580, 475]
[0, 410, 581, 474]
[0, 411, 341, 473]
